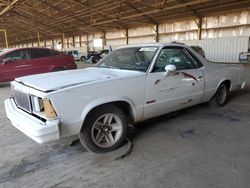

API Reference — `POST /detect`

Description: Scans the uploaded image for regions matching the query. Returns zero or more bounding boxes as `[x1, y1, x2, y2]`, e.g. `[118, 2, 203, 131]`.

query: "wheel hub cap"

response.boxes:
[91, 113, 123, 148]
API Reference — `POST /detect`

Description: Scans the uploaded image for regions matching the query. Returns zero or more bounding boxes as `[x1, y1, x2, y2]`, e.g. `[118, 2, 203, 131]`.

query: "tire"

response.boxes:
[53, 67, 64, 72]
[79, 105, 129, 153]
[209, 83, 229, 107]
[80, 56, 86, 61]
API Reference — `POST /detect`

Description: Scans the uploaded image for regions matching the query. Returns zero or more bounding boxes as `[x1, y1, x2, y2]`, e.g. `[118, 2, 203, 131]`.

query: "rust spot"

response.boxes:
[181, 72, 199, 82]
[174, 72, 199, 83]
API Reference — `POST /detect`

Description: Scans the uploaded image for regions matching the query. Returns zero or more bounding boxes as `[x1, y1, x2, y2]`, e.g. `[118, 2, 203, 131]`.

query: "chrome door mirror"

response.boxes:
[164, 64, 176, 77]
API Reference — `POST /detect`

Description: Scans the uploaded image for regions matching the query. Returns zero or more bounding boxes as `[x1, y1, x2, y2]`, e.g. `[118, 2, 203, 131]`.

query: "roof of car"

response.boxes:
[0, 47, 57, 56]
[117, 42, 189, 49]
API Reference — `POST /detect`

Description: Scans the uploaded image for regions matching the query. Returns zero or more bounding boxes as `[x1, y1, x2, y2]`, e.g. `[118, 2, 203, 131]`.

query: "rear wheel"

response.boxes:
[209, 83, 229, 106]
[79, 105, 128, 153]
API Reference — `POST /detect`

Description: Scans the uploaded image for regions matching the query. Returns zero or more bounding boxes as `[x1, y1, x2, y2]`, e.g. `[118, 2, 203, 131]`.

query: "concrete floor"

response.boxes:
[0, 63, 250, 188]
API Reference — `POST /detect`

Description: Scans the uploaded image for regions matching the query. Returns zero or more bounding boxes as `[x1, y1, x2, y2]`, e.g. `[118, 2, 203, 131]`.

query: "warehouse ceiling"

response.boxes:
[0, 0, 250, 47]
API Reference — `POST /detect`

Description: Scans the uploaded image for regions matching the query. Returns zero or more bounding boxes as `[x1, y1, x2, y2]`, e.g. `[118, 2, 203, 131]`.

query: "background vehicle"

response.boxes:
[66, 50, 81, 61]
[0, 47, 77, 82]
[5, 43, 246, 153]
[84, 50, 110, 63]
[66, 50, 88, 62]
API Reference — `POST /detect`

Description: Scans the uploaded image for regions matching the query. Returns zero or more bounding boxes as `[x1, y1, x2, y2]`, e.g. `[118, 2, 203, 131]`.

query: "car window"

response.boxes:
[152, 47, 197, 72]
[50, 50, 58, 56]
[31, 49, 52, 59]
[185, 48, 204, 68]
[67, 51, 73, 55]
[97, 46, 158, 72]
[0, 56, 3, 64]
[5, 50, 31, 62]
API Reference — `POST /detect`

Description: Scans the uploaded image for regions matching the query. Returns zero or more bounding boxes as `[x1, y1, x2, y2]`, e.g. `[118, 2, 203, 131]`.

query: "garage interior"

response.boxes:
[1, 0, 250, 187]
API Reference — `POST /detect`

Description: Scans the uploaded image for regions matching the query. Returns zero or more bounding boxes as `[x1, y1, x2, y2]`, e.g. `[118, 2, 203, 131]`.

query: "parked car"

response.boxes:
[66, 50, 88, 61]
[0, 47, 77, 83]
[66, 50, 81, 61]
[5, 43, 246, 153]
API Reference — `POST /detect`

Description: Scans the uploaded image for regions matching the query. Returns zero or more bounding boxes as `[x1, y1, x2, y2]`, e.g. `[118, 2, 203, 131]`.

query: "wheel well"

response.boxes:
[84, 101, 134, 124]
[53, 67, 64, 71]
[221, 80, 231, 90]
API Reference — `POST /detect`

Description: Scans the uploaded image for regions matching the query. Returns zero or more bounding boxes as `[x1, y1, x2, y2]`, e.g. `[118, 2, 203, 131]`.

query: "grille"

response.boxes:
[12, 89, 32, 113]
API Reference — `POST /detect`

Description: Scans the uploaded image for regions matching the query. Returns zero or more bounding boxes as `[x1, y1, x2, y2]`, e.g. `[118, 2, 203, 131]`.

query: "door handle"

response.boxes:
[198, 75, 203, 79]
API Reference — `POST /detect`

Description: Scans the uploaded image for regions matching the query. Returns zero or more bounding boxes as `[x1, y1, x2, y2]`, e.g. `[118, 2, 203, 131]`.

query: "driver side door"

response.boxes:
[143, 47, 204, 120]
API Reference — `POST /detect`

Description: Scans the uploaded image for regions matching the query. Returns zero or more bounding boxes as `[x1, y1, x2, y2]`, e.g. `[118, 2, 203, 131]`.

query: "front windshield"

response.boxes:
[97, 46, 158, 72]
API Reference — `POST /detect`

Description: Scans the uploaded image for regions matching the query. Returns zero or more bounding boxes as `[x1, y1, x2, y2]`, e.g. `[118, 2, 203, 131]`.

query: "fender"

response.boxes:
[210, 78, 231, 99]
[79, 96, 140, 130]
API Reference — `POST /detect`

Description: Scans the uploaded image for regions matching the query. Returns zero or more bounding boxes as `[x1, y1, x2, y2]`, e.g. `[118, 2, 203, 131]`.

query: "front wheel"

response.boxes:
[79, 105, 128, 153]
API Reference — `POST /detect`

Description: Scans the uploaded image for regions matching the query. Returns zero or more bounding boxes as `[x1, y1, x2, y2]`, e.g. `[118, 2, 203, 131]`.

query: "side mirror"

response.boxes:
[3, 58, 13, 65]
[164, 64, 176, 77]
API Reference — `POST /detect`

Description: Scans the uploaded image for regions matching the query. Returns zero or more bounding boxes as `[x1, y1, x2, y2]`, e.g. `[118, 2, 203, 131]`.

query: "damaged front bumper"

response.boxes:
[4, 98, 60, 144]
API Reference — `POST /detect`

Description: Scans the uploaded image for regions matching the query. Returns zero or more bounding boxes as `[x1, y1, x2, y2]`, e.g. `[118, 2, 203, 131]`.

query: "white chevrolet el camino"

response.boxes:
[5, 43, 246, 153]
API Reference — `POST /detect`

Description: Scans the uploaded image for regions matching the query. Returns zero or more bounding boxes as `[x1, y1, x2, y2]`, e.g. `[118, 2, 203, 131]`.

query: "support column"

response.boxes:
[67, 37, 69, 48]
[62, 33, 65, 50]
[153, 24, 159, 42]
[4, 29, 8, 48]
[52, 39, 54, 49]
[102, 32, 106, 50]
[0, 29, 9, 48]
[86, 34, 90, 52]
[79, 35, 82, 47]
[125, 28, 128, 45]
[197, 18, 202, 40]
[37, 31, 40, 47]
[72, 36, 75, 47]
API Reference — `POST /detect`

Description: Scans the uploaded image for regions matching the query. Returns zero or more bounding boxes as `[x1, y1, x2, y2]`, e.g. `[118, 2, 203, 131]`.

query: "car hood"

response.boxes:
[15, 67, 144, 92]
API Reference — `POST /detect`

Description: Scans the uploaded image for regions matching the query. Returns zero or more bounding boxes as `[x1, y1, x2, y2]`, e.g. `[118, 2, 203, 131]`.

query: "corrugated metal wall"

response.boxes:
[10, 10, 250, 63]
[173, 37, 249, 62]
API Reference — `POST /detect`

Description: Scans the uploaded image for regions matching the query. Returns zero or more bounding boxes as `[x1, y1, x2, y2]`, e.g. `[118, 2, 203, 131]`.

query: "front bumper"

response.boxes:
[4, 98, 60, 144]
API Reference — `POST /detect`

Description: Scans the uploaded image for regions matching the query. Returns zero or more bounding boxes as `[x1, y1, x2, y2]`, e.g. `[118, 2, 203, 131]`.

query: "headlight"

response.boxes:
[43, 99, 57, 119]
[31, 96, 43, 112]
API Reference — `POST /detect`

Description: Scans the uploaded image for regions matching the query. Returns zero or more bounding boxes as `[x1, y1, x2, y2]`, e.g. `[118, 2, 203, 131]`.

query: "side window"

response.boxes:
[31, 49, 51, 59]
[0, 56, 4, 64]
[22, 50, 31, 60]
[5, 51, 21, 62]
[185, 48, 203, 68]
[41, 49, 52, 57]
[5, 50, 31, 62]
[50, 50, 58, 56]
[152, 47, 197, 72]
[31, 49, 42, 59]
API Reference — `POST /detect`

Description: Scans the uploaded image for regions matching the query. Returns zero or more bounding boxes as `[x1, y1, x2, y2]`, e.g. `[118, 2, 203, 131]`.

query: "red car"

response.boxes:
[0, 47, 77, 82]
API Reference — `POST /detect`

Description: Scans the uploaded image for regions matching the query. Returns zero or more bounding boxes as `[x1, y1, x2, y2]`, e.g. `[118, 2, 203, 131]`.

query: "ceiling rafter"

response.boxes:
[1, 0, 250, 47]
[0, 0, 19, 16]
